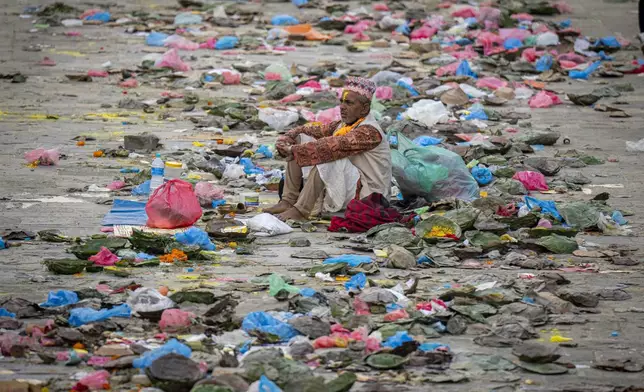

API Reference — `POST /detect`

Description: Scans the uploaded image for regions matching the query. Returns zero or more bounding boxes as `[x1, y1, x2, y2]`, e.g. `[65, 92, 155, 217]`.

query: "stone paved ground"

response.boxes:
[1, 0, 644, 390]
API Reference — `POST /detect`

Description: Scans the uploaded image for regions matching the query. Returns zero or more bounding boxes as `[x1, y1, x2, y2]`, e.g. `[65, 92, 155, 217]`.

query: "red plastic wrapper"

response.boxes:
[513, 171, 548, 191]
[146, 179, 202, 229]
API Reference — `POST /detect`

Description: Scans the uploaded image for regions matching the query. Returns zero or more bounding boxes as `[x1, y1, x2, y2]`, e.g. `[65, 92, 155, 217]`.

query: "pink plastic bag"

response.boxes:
[451, 7, 478, 18]
[344, 20, 371, 34]
[557, 52, 586, 64]
[89, 247, 119, 266]
[476, 77, 508, 90]
[24, 148, 59, 166]
[511, 13, 533, 21]
[478, 7, 501, 22]
[280, 94, 302, 103]
[353, 32, 370, 42]
[436, 61, 460, 77]
[316, 106, 341, 124]
[88, 70, 108, 77]
[375, 86, 393, 100]
[164, 35, 200, 50]
[119, 79, 138, 88]
[299, 80, 322, 91]
[107, 180, 126, 190]
[411, 25, 437, 40]
[146, 179, 202, 229]
[194, 182, 224, 208]
[476, 31, 503, 55]
[265, 72, 282, 81]
[155, 49, 191, 72]
[528, 91, 561, 108]
[513, 171, 548, 191]
[499, 28, 532, 41]
[159, 309, 195, 332]
[221, 71, 240, 85]
[451, 47, 479, 60]
[521, 48, 545, 62]
[373, 3, 389, 11]
[76, 370, 110, 390]
[353, 297, 370, 315]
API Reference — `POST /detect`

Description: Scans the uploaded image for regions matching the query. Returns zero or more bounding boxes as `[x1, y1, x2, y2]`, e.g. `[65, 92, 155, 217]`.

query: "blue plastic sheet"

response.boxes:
[0, 308, 16, 318]
[536, 55, 553, 72]
[68, 304, 131, 327]
[271, 15, 299, 26]
[344, 272, 367, 291]
[503, 38, 523, 50]
[215, 36, 238, 50]
[84, 12, 110, 22]
[242, 311, 299, 342]
[212, 199, 226, 207]
[323, 254, 372, 267]
[146, 32, 168, 47]
[455, 60, 477, 78]
[101, 199, 148, 226]
[259, 375, 283, 392]
[175, 227, 216, 250]
[396, 80, 419, 96]
[256, 145, 273, 158]
[413, 135, 443, 146]
[132, 180, 151, 196]
[524, 196, 562, 221]
[383, 331, 414, 348]
[40, 290, 78, 307]
[471, 166, 493, 185]
[133, 339, 192, 368]
[569, 61, 601, 80]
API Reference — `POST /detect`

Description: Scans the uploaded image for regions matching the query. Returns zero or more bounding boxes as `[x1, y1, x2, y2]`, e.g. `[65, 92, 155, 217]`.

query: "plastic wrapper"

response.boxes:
[345, 272, 367, 291]
[155, 49, 191, 72]
[513, 171, 548, 191]
[88, 247, 119, 266]
[40, 290, 78, 307]
[76, 370, 110, 390]
[175, 227, 215, 250]
[194, 182, 224, 208]
[391, 131, 479, 202]
[246, 213, 293, 237]
[258, 108, 299, 130]
[133, 338, 191, 368]
[68, 304, 131, 327]
[471, 166, 493, 185]
[323, 254, 372, 267]
[127, 287, 175, 313]
[215, 36, 238, 50]
[242, 311, 299, 342]
[146, 179, 202, 229]
[107, 180, 125, 190]
[404, 99, 449, 127]
[528, 91, 562, 108]
[24, 148, 59, 166]
[159, 309, 195, 332]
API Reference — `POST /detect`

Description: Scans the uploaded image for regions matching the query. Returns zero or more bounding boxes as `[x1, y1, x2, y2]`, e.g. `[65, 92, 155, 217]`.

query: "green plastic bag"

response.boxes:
[536, 234, 578, 254]
[268, 273, 300, 297]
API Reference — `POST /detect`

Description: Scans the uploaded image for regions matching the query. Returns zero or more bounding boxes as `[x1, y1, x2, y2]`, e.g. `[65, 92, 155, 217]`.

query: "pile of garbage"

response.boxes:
[3, 0, 644, 391]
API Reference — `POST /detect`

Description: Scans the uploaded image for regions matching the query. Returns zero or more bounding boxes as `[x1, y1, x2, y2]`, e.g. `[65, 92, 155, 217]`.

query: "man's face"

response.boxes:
[340, 90, 369, 125]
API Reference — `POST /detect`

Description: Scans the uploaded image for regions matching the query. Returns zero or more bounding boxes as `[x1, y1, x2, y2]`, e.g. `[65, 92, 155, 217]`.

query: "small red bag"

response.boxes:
[145, 179, 202, 229]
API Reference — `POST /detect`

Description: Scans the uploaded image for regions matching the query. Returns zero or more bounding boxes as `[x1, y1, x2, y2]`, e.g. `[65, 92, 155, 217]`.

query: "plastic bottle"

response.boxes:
[150, 153, 165, 195]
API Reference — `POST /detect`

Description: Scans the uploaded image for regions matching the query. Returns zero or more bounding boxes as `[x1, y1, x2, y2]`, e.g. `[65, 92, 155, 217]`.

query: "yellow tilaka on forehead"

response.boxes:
[342, 90, 349, 102]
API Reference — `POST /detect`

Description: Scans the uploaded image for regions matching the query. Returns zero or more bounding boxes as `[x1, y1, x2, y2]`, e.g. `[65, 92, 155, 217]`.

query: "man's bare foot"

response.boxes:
[278, 207, 306, 222]
[264, 200, 292, 214]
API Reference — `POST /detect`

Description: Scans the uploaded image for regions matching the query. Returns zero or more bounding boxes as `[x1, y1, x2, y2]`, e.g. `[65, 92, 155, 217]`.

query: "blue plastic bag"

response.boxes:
[242, 312, 299, 342]
[417, 255, 434, 265]
[455, 38, 472, 46]
[524, 196, 562, 221]
[471, 166, 493, 185]
[569, 61, 601, 80]
[120, 167, 140, 173]
[175, 227, 215, 251]
[215, 36, 239, 50]
[299, 288, 316, 297]
[133, 339, 192, 368]
[413, 135, 443, 146]
[259, 375, 283, 392]
[271, 15, 299, 26]
[598, 51, 614, 61]
[455, 60, 477, 78]
[395, 23, 410, 35]
[383, 331, 414, 349]
[68, 304, 131, 327]
[84, 12, 111, 22]
[596, 36, 620, 48]
[0, 308, 16, 318]
[535, 55, 553, 72]
[419, 342, 449, 352]
[240, 158, 264, 175]
[256, 145, 273, 158]
[0, 238, 5, 250]
[463, 109, 488, 121]
[503, 38, 522, 50]
[40, 290, 78, 307]
[132, 180, 151, 196]
[558, 19, 571, 28]
[291, 0, 308, 6]
[146, 32, 169, 47]
[611, 211, 627, 225]
[212, 199, 226, 207]
[344, 272, 367, 291]
[136, 252, 155, 260]
[323, 254, 372, 267]
[396, 80, 419, 96]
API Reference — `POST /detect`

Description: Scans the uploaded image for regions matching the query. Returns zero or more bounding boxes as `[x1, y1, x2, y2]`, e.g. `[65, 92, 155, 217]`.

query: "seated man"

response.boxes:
[265, 76, 392, 221]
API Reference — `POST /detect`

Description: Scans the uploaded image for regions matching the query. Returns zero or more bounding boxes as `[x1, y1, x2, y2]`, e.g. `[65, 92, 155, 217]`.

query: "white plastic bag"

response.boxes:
[223, 164, 245, 179]
[626, 138, 644, 152]
[246, 213, 293, 236]
[404, 99, 449, 127]
[127, 287, 175, 313]
[536, 32, 559, 46]
[258, 108, 299, 130]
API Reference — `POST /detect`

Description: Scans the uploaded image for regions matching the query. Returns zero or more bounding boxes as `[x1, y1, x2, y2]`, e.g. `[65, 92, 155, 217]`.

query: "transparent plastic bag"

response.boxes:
[24, 148, 59, 165]
[404, 99, 449, 127]
[246, 213, 293, 236]
[127, 287, 175, 313]
[146, 179, 202, 229]
[194, 182, 224, 207]
[258, 108, 299, 130]
[154, 49, 191, 72]
[268, 273, 300, 296]
[390, 131, 479, 202]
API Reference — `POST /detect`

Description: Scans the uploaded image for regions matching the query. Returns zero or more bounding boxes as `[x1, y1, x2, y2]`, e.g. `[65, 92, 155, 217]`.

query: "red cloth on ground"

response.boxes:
[328, 193, 401, 233]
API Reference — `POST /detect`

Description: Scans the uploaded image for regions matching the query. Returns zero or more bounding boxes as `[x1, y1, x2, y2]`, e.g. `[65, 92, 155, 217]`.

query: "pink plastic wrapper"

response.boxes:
[316, 106, 341, 124]
[159, 309, 195, 332]
[119, 79, 138, 88]
[89, 247, 119, 266]
[559, 60, 578, 69]
[265, 72, 282, 81]
[436, 61, 460, 77]
[375, 86, 393, 100]
[353, 32, 370, 42]
[146, 179, 202, 229]
[451, 7, 478, 18]
[88, 70, 108, 77]
[24, 148, 60, 166]
[280, 94, 302, 103]
[499, 28, 532, 41]
[383, 309, 409, 321]
[344, 20, 371, 34]
[513, 171, 548, 191]
[478, 7, 501, 22]
[107, 180, 126, 191]
[221, 71, 240, 85]
[194, 182, 224, 208]
[528, 91, 562, 108]
[161, 91, 184, 98]
[476, 77, 508, 90]
[77, 370, 110, 390]
[365, 337, 381, 353]
[299, 80, 322, 91]
[511, 13, 533, 21]
[373, 3, 389, 11]
[411, 25, 437, 40]
[155, 49, 191, 72]
[164, 35, 200, 50]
